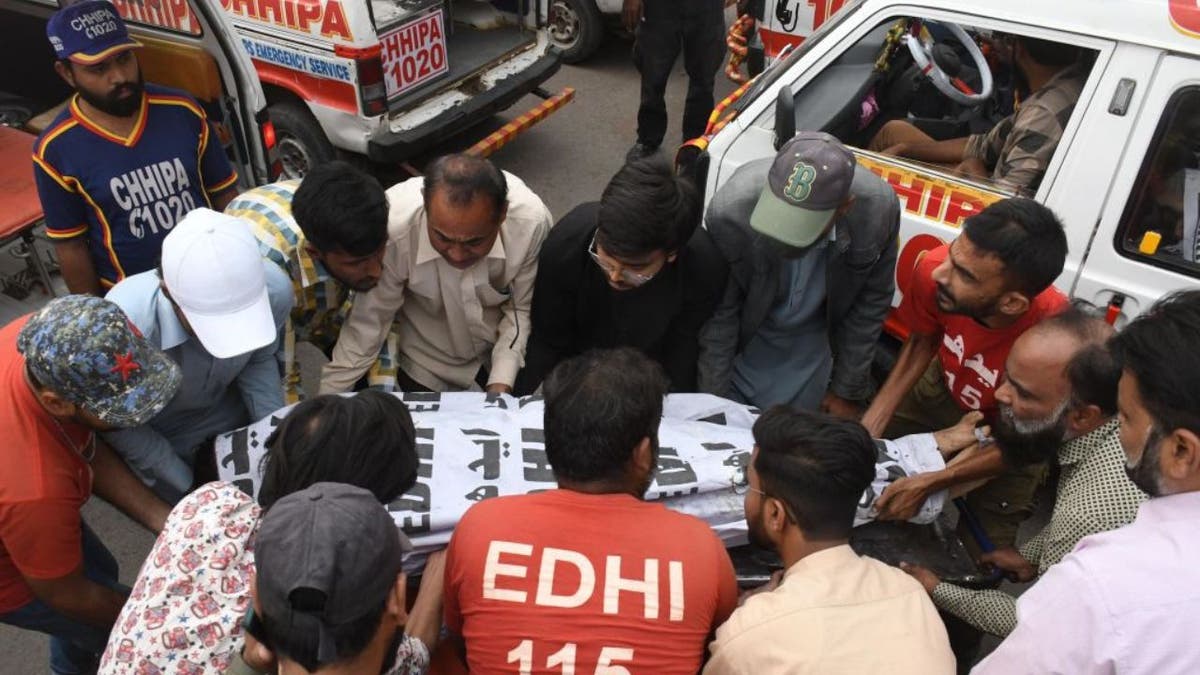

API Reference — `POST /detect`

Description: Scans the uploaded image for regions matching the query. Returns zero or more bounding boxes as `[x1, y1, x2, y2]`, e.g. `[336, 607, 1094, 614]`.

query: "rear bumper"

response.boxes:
[366, 48, 562, 162]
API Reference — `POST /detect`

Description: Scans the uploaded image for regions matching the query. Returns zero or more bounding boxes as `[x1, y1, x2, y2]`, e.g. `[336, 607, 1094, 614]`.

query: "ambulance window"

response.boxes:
[1116, 87, 1200, 277]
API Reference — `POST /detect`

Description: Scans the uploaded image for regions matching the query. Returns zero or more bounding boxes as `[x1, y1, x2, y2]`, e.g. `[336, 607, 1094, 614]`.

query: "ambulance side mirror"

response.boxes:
[774, 86, 796, 151]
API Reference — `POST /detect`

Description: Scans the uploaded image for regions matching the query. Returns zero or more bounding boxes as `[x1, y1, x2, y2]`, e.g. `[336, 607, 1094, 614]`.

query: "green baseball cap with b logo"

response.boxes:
[749, 131, 856, 249]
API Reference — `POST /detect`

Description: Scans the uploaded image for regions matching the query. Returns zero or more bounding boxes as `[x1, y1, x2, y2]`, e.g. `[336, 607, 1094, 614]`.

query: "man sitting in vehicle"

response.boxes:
[320, 154, 553, 395]
[699, 132, 899, 416]
[226, 161, 392, 402]
[516, 155, 727, 394]
[870, 36, 1086, 194]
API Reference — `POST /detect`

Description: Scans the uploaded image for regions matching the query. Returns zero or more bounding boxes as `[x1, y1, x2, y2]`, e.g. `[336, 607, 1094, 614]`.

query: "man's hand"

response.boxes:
[875, 473, 936, 521]
[485, 383, 512, 395]
[622, 0, 642, 32]
[932, 411, 988, 455]
[820, 392, 862, 420]
[241, 630, 277, 674]
[900, 562, 940, 594]
[954, 156, 990, 179]
[979, 547, 1036, 583]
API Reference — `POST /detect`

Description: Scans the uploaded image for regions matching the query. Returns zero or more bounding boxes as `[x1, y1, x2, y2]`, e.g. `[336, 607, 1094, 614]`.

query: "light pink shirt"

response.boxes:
[973, 490, 1200, 675]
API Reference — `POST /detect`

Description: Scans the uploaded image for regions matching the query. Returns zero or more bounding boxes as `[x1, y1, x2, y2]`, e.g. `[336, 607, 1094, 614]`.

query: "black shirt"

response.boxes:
[515, 202, 729, 394]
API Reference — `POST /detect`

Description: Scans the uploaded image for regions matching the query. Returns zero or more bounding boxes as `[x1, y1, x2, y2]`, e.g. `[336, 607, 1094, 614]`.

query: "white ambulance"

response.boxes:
[218, 0, 564, 176]
[701, 0, 1200, 331]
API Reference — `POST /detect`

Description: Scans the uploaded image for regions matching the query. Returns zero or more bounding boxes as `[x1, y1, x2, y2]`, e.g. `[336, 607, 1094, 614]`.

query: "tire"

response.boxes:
[268, 101, 336, 179]
[548, 0, 604, 64]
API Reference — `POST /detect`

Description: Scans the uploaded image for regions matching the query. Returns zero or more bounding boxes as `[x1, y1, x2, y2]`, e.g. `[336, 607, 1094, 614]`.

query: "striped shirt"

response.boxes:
[31, 84, 237, 288]
[931, 418, 1146, 636]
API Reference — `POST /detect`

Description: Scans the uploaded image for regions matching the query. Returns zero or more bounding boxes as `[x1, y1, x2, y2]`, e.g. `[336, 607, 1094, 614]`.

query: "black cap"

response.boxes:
[255, 483, 410, 665]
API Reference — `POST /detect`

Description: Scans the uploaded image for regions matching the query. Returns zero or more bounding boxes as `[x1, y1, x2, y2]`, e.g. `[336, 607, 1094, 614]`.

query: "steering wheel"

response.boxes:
[902, 23, 993, 106]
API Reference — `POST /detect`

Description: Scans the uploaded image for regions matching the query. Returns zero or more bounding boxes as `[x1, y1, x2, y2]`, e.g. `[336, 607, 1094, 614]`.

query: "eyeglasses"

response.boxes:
[730, 464, 767, 498]
[588, 232, 659, 288]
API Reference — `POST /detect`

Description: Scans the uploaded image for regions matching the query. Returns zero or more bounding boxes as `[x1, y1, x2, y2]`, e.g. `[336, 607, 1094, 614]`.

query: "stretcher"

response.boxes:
[0, 125, 57, 299]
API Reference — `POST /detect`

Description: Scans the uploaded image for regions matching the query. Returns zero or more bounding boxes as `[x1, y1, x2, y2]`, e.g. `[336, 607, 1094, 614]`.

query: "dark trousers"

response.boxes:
[633, 0, 725, 148]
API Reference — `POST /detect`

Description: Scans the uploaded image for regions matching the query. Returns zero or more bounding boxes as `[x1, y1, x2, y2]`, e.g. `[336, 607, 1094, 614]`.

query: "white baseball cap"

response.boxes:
[161, 208, 276, 359]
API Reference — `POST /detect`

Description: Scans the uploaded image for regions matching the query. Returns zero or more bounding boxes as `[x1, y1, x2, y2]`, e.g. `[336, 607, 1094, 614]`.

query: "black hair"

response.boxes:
[257, 391, 419, 510]
[596, 155, 699, 259]
[422, 154, 508, 222]
[751, 407, 875, 541]
[291, 160, 389, 257]
[1109, 290, 1200, 436]
[1018, 36, 1082, 68]
[543, 348, 669, 485]
[265, 593, 388, 672]
[963, 197, 1068, 297]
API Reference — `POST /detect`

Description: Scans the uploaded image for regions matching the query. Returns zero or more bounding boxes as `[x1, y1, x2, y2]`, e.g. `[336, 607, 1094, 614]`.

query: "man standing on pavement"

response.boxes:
[707, 407, 954, 674]
[103, 208, 293, 502]
[320, 154, 552, 395]
[624, 0, 725, 160]
[226, 161, 390, 402]
[32, 1, 240, 296]
[972, 290, 1200, 673]
[517, 155, 727, 393]
[896, 308, 1145, 647]
[861, 197, 1068, 552]
[444, 348, 738, 673]
[699, 132, 900, 415]
[0, 295, 179, 675]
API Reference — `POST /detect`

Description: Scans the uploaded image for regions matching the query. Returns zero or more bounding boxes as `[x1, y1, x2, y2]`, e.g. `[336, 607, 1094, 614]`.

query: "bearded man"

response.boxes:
[893, 306, 1147, 643]
[32, 0, 239, 295]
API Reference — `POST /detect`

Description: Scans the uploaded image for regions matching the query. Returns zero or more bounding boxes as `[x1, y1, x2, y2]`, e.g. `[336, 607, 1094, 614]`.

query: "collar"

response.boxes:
[1058, 417, 1119, 467]
[69, 92, 149, 147]
[414, 217, 507, 267]
[293, 239, 332, 288]
[780, 544, 858, 582]
[1134, 490, 1200, 525]
[154, 285, 190, 350]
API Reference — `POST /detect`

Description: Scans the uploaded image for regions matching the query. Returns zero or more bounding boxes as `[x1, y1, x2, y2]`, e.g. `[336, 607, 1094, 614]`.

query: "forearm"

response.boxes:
[931, 582, 1018, 637]
[925, 444, 1005, 492]
[53, 239, 102, 296]
[90, 439, 171, 533]
[40, 577, 128, 629]
[860, 333, 939, 436]
[900, 137, 969, 164]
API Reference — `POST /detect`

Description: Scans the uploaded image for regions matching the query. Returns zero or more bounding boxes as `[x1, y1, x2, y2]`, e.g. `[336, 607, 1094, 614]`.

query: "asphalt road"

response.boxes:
[0, 27, 738, 671]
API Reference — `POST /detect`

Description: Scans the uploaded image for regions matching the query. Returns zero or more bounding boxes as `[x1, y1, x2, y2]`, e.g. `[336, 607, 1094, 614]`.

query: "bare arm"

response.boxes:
[405, 550, 446, 653]
[860, 332, 940, 437]
[25, 568, 127, 629]
[210, 186, 239, 212]
[887, 137, 970, 165]
[91, 438, 171, 533]
[53, 239, 102, 296]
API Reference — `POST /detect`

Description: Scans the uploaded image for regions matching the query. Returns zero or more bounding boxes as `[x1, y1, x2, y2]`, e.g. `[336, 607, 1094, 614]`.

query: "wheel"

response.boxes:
[0, 94, 35, 128]
[548, 0, 604, 64]
[267, 101, 336, 179]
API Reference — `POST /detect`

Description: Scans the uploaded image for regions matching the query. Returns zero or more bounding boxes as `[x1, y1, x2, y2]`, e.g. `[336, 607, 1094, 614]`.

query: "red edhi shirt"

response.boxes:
[444, 489, 738, 675]
[898, 245, 1068, 417]
[0, 316, 94, 613]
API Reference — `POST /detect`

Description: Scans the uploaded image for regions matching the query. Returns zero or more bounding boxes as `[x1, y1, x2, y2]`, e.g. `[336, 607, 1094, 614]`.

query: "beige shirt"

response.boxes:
[704, 545, 955, 675]
[319, 172, 552, 393]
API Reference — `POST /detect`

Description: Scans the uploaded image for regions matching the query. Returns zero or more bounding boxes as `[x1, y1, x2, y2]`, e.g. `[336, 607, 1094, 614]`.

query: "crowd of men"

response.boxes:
[2, 1, 1198, 674]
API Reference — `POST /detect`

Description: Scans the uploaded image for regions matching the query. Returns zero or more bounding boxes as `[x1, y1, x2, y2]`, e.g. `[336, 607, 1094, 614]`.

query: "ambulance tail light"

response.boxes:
[336, 44, 388, 116]
[261, 120, 277, 150]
